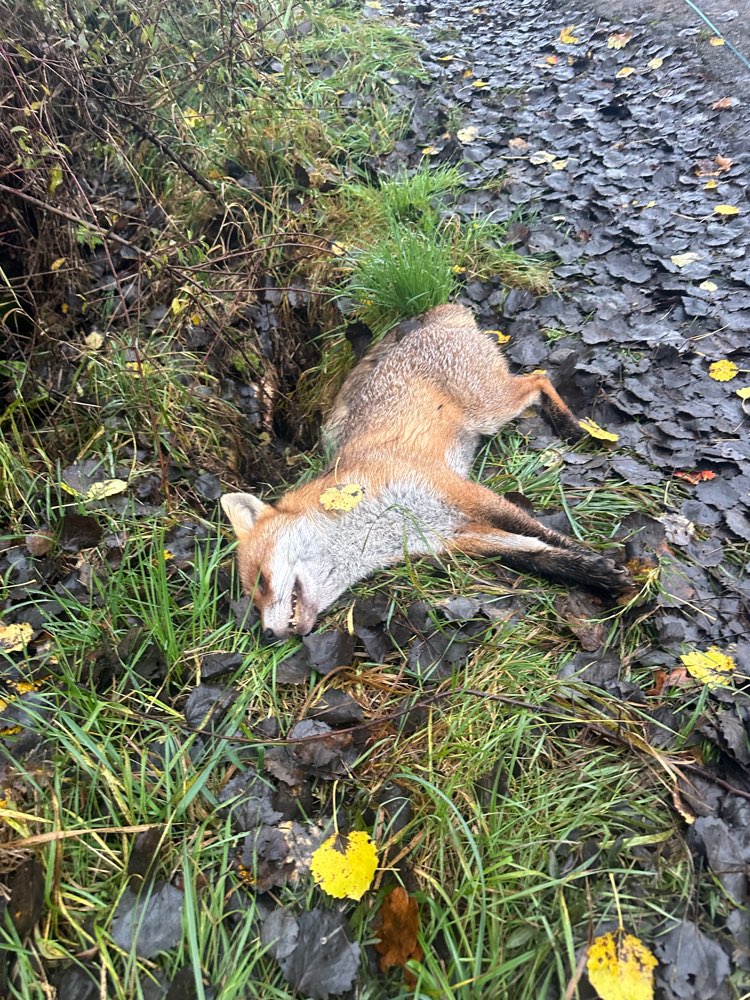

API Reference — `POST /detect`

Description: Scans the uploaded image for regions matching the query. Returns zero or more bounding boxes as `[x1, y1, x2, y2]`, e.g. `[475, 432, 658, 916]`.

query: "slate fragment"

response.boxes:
[276, 647, 312, 684]
[110, 882, 184, 958]
[51, 966, 100, 1000]
[302, 630, 355, 675]
[278, 909, 360, 1000]
[307, 689, 365, 728]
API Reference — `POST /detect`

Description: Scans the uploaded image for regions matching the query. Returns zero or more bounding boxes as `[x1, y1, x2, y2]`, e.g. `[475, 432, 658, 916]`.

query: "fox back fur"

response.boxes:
[221, 303, 630, 639]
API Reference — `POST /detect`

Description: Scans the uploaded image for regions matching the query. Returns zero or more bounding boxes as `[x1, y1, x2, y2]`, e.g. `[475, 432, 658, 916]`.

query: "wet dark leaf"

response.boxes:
[655, 920, 731, 999]
[110, 882, 184, 957]
[278, 908, 360, 999]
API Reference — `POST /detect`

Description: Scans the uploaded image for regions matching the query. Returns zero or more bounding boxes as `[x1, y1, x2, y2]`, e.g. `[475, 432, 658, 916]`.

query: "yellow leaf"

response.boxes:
[0, 622, 34, 654]
[680, 648, 735, 689]
[607, 32, 633, 49]
[472, 79, 490, 88]
[616, 66, 636, 78]
[62, 478, 129, 502]
[714, 204, 740, 216]
[709, 36, 724, 46]
[704, 179, 719, 190]
[190, 312, 202, 326]
[709, 359, 738, 382]
[529, 151, 557, 165]
[84, 331, 104, 350]
[579, 418, 620, 442]
[51, 257, 66, 271]
[485, 329, 511, 344]
[421, 145, 440, 156]
[48, 164, 64, 194]
[457, 126, 479, 143]
[699, 280, 718, 292]
[319, 483, 366, 513]
[171, 297, 189, 315]
[587, 930, 657, 1000]
[125, 361, 154, 378]
[310, 831, 378, 900]
[552, 159, 568, 170]
[670, 251, 702, 268]
[559, 25, 581, 44]
[736, 386, 750, 400]
[647, 57, 663, 69]
[434, 55, 454, 62]
[463, 68, 474, 79]
[365, 0, 382, 7]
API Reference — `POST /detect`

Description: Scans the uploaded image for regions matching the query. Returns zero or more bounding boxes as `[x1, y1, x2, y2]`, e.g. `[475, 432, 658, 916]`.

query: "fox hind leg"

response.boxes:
[451, 525, 632, 595]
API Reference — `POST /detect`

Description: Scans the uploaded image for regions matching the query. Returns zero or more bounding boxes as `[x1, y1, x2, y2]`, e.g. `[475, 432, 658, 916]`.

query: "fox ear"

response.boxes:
[220, 493, 269, 535]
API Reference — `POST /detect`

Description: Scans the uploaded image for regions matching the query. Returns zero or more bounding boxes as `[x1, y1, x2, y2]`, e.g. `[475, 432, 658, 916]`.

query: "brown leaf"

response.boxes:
[711, 97, 736, 110]
[556, 591, 606, 651]
[375, 886, 424, 982]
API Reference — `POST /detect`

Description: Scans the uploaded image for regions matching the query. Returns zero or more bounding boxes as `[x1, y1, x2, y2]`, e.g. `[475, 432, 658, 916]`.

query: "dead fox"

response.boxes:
[221, 304, 631, 639]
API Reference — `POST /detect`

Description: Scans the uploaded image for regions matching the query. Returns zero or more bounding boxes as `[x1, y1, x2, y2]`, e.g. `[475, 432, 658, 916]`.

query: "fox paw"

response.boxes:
[592, 559, 633, 596]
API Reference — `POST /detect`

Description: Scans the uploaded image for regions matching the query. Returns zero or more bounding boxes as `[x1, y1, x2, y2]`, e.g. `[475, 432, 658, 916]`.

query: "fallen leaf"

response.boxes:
[48, 165, 64, 195]
[736, 387, 750, 400]
[319, 483, 365, 512]
[0, 622, 34, 653]
[485, 329, 511, 344]
[704, 179, 719, 190]
[463, 68, 474, 79]
[125, 361, 154, 377]
[579, 418, 619, 442]
[471, 79, 490, 88]
[671, 251, 702, 268]
[84, 331, 104, 350]
[709, 36, 724, 46]
[647, 56, 663, 69]
[529, 151, 557, 165]
[674, 470, 716, 485]
[456, 126, 479, 143]
[711, 97, 736, 110]
[680, 648, 735, 689]
[714, 204, 740, 216]
[50, 257, 66, 271]
[171, 297, 189, 315]
[708, 359, 738, 382]
[615, 66, 636, 78]
[61, 478, 129, 502]
[375, 886, 424, 979]
[698, 280, 718, 292]
[310, 831, 378, 900]
[587, 930, 657, 1000]
[421, 145, 440, 156]
[508, 137, 529, 151]
[559, 25, 581, 44]
[715, 154, 733, 172]
[607, 32, 633, 49]
[434, 55, 454, 62]
[552, 159, 568, 170]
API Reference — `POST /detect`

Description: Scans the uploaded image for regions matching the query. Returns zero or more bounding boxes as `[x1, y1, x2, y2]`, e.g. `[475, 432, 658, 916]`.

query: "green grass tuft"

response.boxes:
[345, 225, 456, 336]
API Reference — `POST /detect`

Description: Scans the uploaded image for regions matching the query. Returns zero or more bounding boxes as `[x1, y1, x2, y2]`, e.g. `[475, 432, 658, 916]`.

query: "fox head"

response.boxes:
[220, 492, 343, 641]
